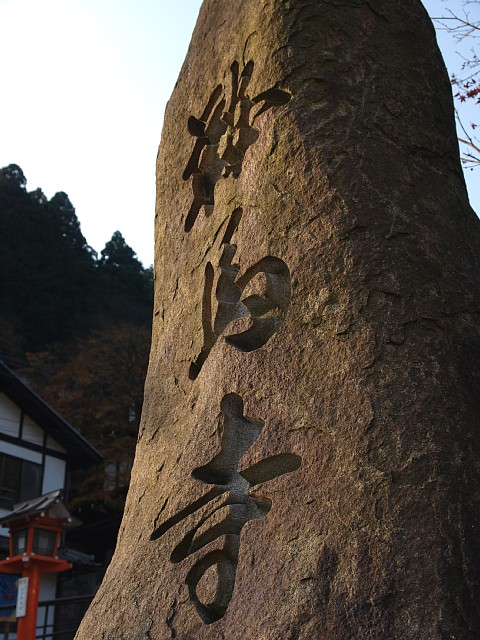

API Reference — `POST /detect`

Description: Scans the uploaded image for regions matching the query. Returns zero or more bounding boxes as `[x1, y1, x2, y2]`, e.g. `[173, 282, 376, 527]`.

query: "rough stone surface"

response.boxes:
[76, 1, 480, 638]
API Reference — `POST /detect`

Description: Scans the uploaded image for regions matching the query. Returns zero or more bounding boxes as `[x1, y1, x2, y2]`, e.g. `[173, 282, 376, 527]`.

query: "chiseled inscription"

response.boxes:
[189, 208, 291, 379]
[151, 394, 301, 624]
[183, 60, 291, 232]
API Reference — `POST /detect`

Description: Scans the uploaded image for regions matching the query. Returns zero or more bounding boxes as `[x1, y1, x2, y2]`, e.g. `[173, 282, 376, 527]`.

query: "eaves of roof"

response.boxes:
[0, 360, 103, 469]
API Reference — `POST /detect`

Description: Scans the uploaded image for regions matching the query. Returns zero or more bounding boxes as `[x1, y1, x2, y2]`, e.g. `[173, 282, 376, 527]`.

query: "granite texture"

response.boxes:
[76, 1, 480, 637]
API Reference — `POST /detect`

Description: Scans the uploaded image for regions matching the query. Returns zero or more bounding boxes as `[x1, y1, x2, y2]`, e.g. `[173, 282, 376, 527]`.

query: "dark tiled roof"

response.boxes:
[0, 489, 71, 526]
[0, 360, 102, 468]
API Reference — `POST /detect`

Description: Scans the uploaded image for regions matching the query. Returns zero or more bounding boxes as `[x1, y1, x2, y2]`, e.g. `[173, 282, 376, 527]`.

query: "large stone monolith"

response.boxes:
[76, 1, 480, 638]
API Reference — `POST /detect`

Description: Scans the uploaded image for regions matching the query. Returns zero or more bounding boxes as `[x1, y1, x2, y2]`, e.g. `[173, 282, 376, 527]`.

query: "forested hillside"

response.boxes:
[0, 163, 153, 516]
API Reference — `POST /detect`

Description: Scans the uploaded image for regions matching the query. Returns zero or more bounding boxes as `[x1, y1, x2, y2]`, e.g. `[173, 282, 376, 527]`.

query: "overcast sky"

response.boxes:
[0, 0, 477, 266]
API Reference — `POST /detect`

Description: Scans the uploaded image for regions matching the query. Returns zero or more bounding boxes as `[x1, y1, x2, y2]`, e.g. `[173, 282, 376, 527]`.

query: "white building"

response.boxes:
[0, 360, 102, 637]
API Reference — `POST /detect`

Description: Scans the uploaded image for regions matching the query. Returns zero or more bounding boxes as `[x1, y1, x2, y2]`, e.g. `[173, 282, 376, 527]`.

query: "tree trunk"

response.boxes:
[76, 0, 480, 638]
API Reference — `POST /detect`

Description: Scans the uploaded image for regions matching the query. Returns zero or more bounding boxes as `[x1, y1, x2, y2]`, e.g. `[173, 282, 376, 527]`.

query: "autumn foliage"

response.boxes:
[434, 1, 480, 166]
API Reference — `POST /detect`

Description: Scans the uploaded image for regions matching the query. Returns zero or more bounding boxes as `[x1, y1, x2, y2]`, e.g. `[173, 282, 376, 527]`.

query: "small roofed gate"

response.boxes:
[76, 1, 480, 639]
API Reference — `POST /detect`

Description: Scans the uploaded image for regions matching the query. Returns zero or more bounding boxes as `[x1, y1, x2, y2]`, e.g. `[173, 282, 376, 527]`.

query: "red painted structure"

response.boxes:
[0, 491, 72, 640]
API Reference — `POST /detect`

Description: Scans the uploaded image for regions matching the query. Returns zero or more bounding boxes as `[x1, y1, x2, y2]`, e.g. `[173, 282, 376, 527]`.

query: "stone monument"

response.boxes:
[76, 0, 480, 638]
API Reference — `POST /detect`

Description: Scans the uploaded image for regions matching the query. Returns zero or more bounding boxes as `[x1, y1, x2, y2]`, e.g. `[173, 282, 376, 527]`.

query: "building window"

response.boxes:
[0, 454, 42, 509]
[104, 460, 131, 493]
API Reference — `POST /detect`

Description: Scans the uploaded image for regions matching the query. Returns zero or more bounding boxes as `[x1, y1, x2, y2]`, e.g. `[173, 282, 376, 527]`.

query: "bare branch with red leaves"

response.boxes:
[432, 1, 480, 167]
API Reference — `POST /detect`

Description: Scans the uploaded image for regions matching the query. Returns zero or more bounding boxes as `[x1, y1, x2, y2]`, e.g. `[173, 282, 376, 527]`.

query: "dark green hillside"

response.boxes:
[0, 163, 152, 355]
[0, 163, 153, 517]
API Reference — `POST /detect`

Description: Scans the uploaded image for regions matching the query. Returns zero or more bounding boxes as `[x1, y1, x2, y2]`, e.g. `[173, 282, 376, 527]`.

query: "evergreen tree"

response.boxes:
[0, 163, 154, 516]
[97, 231, 153, 328]
[0, 163, 27, 189]
[0, 165, 153, 351]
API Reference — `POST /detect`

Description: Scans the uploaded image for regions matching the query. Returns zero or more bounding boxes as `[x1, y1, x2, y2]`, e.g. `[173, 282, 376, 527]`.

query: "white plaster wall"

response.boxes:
[0, 446, 41, 538]
[1, 442, 42, 465]
[1, 444, 66, 514]
[0, 394, 21, 438]
[42, 456, 66, 494]
[0, 394, 66, 454]
[22, 415, 44, 447]
[0, 507, 10, 538]
[38, 573, 57, 640]
[46, 436, 66, 454]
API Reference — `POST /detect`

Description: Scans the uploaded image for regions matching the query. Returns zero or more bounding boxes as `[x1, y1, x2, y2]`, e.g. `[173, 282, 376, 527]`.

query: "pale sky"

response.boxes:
[0, 0, 477, 266]
[0, 0, 203, 266]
